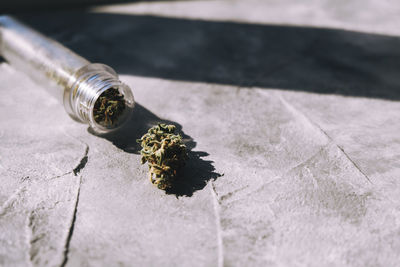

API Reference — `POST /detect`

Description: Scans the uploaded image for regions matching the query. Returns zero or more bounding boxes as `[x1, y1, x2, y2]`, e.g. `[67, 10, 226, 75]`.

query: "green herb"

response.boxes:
[137, 124, 188, 190]
[93, 88, 125, 127]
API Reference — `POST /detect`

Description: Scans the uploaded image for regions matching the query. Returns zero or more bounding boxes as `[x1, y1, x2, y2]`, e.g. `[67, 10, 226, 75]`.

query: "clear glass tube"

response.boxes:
[0, 15, 135, 134]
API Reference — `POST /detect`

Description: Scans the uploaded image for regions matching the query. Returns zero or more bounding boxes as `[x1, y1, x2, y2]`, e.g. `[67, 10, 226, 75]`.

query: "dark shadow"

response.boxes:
[18, 11, 400, 100]
[91, 103, 221, 197]
[0, 0, 176, 13]
[166, 151, 222, 197]
[92, 103, 196, 153]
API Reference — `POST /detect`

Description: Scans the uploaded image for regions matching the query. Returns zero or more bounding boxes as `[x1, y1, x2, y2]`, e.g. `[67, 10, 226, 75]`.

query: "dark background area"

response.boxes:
[12, 10, 400, 101]
[0, 0, 161, 12]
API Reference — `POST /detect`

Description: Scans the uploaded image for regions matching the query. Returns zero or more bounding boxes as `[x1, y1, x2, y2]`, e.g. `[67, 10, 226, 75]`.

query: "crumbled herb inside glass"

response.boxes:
[93, 88, 126, 127]
[137, 124, 188, 190]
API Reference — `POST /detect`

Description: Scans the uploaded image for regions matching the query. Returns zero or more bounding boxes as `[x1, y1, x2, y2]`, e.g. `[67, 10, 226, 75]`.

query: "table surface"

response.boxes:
[1, 1, 400, 266]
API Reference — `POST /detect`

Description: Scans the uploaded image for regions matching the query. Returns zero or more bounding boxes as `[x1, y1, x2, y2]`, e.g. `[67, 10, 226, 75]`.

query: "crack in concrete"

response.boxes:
[210, 181, 224, 267]
[47, 172, 72, 181]
[278, 93, 373, 184]
[27, 211, 43, 265]
[0, 186, 26, 217]
[2, 141, 88, 266]
[73, 146, 89, 176]
[60, 131, 89, 176]
[25, 211, 34, 267]
[219, 184, 250, 202]
[60, 175, 82, 267]
[283, 144, 330, 176]
[308, 118, 372, 184]
[47, 143, 89, 181]
[58, 141, 88, 267]
[22, 142, 88, 267]
[336, 143, 372, 183]
[230, 146, 335, 205]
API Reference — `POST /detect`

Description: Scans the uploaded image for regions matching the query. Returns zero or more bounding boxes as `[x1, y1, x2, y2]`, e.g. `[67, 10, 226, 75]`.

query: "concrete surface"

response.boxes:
[1, 1, 400, 266]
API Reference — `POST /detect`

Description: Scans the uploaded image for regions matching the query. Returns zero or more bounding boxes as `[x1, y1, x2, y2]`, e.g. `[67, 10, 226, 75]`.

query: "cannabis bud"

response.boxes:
[137, 124, 188, 190]
[93, 88, 126, 127]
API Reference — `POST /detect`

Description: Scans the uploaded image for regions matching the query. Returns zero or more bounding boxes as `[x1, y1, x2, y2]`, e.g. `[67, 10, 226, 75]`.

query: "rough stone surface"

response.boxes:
[1, 1, 400, 266]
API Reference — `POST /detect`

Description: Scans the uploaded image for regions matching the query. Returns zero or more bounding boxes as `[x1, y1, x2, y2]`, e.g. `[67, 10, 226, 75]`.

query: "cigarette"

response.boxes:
[0, 15, 135, 134]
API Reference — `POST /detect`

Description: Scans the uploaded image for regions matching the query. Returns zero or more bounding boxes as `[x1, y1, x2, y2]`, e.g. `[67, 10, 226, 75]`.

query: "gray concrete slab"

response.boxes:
[1, 1, 400, 266]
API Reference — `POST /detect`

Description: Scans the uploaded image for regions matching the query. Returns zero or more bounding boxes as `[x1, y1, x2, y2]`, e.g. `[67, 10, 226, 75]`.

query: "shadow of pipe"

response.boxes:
[91, 103, 196, 154]
[18, 11, 400, 101]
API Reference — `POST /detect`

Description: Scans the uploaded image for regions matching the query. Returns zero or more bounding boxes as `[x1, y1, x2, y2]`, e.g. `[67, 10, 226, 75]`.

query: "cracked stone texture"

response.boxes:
[1, 1, 400, 266]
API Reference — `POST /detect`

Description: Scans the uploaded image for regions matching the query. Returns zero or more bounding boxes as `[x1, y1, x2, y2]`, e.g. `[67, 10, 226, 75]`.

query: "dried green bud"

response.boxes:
[93, 88, 126, 127]
[137, 123, 188, 190]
